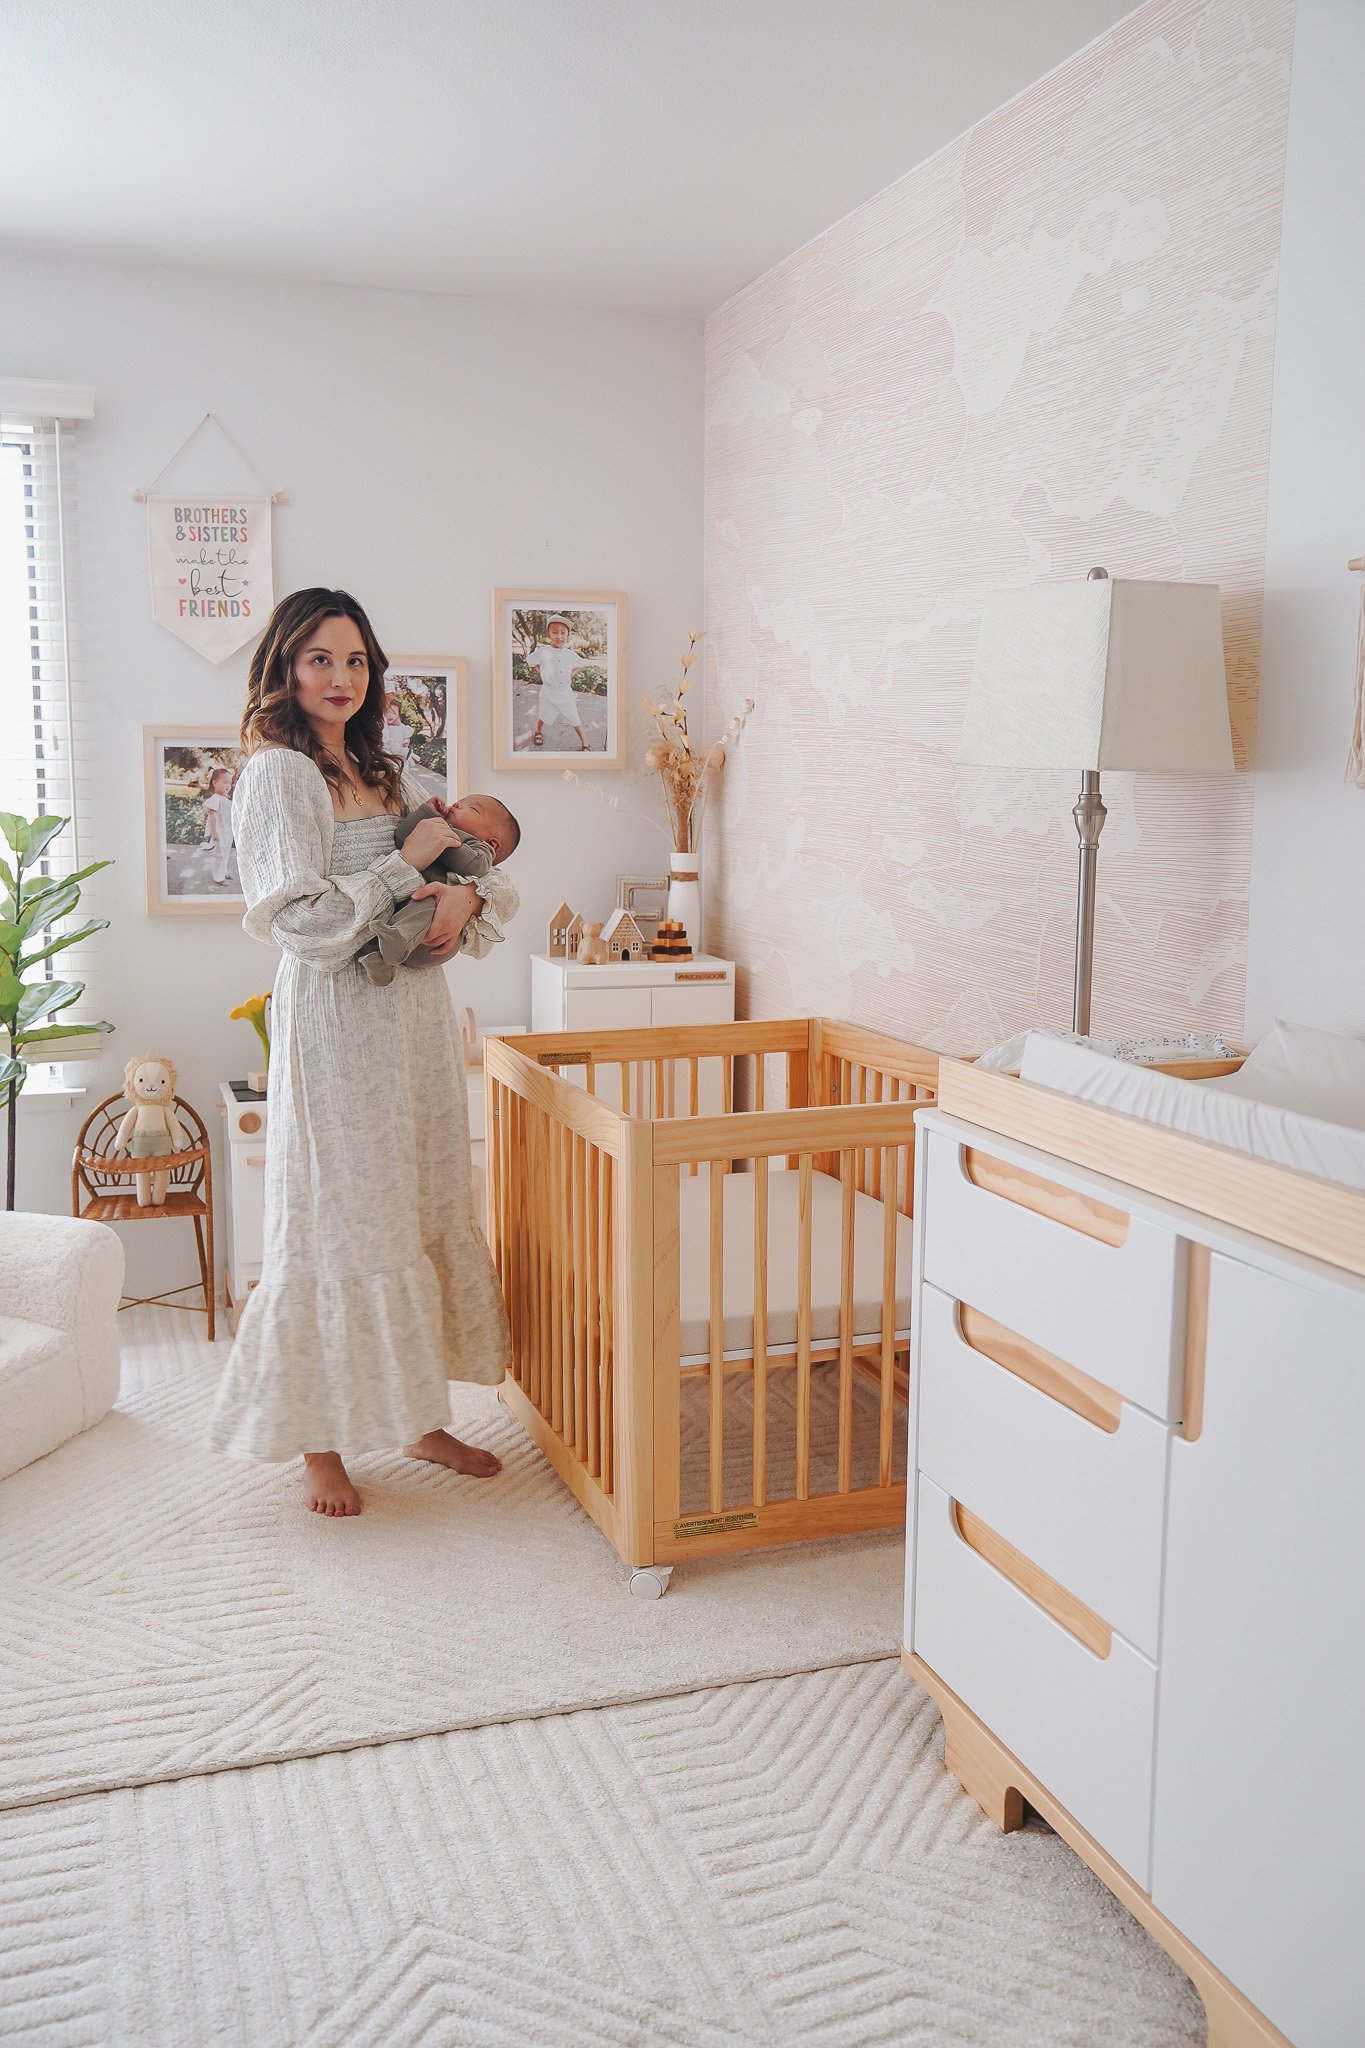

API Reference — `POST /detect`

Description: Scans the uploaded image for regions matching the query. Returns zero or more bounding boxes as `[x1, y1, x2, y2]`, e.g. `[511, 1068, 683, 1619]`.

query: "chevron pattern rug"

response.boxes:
[0, 1309, 904, 1810]
[0, 1659, 1204, 2046]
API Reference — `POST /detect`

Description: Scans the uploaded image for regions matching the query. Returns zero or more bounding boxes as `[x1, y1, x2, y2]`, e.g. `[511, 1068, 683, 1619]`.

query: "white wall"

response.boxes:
[1244, 0, 1365, 1037]
[2, 251, 701, 1294]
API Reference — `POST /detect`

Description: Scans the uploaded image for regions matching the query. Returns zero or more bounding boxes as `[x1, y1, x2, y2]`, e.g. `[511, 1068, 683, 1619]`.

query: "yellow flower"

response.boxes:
[229, 990, 272, 1064]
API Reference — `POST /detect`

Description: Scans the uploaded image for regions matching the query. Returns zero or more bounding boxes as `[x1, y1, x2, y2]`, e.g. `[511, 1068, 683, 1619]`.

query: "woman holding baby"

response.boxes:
[208, 588, 515, 1517]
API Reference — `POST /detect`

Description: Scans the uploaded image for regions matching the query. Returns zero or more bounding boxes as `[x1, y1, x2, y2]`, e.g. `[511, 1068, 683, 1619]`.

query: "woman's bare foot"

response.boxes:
[403, 1428, 502, 1477]
[302, 1451, 361, 1516]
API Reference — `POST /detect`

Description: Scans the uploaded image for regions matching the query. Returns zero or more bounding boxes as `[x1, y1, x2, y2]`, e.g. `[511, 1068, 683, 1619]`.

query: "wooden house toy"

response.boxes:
[600, 907, 647, 961]
[547, 902, 576, 958]
[650, 919, 692, 961]
[564, 911, 587, 961]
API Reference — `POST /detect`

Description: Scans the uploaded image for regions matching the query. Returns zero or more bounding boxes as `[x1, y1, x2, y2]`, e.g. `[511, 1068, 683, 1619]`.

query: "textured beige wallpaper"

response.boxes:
[704, 0, 1294, 1050]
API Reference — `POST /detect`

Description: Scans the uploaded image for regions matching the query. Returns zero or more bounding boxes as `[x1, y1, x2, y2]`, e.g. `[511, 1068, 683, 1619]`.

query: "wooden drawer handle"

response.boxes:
[1181, 1242, 1211, 1443]
[963, 1147, 1129, 1247]
[957, 1304, 1123, 1433]
[953, 1500, 1113, 1660]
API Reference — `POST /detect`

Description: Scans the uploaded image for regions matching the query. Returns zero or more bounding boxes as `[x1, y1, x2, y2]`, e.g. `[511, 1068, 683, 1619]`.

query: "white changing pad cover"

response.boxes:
[1017, 1034, 1365, 1193]
[677, 1166, 913, 1364]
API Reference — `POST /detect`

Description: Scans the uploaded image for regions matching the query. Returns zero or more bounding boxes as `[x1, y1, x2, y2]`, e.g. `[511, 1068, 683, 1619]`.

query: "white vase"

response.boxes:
[667, 849, 702, 955]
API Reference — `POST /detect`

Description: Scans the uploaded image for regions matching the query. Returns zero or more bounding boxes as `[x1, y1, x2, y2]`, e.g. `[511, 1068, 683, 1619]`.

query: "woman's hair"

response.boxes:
[239, 588, 404, 811]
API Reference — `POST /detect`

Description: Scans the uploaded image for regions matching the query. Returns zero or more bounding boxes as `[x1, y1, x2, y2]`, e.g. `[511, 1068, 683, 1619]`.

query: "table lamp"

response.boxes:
[957, 568, 1234, 1035]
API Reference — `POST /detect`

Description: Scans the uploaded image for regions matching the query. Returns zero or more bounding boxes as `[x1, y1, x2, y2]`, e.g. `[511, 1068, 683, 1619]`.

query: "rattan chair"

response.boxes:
[72, 1093, 215, 1339]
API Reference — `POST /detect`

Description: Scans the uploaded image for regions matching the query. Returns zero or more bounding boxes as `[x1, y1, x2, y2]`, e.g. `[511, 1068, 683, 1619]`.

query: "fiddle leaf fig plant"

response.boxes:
[0, 808, 115, 1210]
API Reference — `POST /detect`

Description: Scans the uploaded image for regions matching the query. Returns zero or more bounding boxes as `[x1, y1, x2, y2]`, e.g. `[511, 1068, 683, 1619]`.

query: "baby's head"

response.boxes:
[447, 793, 520, 863]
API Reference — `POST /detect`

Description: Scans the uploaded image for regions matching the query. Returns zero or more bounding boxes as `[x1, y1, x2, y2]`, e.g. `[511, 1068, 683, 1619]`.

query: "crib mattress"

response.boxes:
[677, 1165, 913, 1365]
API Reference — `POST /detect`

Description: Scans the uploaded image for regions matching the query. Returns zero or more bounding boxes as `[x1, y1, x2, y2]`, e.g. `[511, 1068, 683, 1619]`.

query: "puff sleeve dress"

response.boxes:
[208, 747, 511, 1460]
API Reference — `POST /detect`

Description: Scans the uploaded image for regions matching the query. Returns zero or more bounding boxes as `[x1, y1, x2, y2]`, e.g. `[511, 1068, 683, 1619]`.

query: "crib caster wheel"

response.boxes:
[628, 1566, 673, 1600]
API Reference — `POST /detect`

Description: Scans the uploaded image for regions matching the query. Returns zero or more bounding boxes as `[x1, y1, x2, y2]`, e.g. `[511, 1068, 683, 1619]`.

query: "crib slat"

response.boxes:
[753, 1053, 765, 1114]
[708, 1157, 725, 1512]
[653, 1059, 665, 1118]
[871, 1070, 885, 1200]
[796, 1153, 813, 1501]
[600, 1151, 615, 1495]
[880, 1144, 898, 1486]
[572, 1133, 587, 1460]
[753, 1151, 769, 1507]
[531, 1104, 547, 1414]
[585, 1143, 601, 1478]
[688, 1058, 699, 1174]
[838, 1150, 855, 1494]
[550, 1120, 565, 1435]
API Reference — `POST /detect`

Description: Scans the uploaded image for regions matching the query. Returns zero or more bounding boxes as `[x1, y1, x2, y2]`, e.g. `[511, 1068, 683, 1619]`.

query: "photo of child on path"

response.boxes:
[492, 590, 625, 771]
[147, 730, 248, 910]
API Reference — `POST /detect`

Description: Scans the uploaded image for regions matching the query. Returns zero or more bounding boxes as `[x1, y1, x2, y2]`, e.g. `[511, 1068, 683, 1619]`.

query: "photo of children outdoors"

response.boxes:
[492, 590, 624, 769]
[149, 730, 248, 910]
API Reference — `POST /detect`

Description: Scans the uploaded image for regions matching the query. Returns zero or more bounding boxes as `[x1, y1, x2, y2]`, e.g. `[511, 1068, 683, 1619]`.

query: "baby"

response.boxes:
[358, 792, 520, 986]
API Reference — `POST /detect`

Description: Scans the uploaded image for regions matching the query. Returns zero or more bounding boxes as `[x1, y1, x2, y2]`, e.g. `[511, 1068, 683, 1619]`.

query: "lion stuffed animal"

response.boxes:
[111, 1054, 190, 1207]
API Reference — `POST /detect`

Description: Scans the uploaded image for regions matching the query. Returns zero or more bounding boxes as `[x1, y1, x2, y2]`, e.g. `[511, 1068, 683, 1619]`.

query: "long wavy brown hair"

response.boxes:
[239, 588, 404, 812]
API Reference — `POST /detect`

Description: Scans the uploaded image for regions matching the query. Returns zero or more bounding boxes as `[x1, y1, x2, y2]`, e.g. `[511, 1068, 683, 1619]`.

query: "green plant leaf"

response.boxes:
[0, 969, 22, 1020]
[0, 1053, 24, 1094]
[64, 857, 114, 886]
[0, 858, 14, 894]
[17, 978, 82, 1028]
[0, 813, 30, 858]
[0, 920, 19, 955]
[21, 1018, 112, 1042]
[25, 816, 68, 863]
[17, 878, 80, 934]
[18, 918, 109, 971]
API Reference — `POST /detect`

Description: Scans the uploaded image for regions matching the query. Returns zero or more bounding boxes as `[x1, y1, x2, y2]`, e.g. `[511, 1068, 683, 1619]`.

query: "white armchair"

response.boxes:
[0, 1210, 125, 1483]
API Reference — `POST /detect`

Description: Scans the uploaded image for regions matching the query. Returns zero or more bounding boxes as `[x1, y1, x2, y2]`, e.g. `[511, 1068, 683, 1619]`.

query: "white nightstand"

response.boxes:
[219, 1080, 268, 1332]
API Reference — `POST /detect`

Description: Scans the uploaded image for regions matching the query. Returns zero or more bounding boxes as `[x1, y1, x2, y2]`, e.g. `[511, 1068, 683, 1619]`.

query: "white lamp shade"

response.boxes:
[956, 578, 1234, 773]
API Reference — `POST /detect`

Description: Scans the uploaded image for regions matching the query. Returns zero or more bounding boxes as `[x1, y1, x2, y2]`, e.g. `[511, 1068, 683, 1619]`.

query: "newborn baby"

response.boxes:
[358, 793, 520, 985]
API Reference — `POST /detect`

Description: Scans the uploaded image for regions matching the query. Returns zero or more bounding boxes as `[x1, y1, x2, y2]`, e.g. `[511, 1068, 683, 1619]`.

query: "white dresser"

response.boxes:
[530, 952, 735, 1034]
[904, 1103, 1365, 2048]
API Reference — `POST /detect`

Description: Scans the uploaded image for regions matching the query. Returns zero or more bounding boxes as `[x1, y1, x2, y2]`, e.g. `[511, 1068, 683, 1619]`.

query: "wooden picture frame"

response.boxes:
[491, 587, 627, 771]
[143, 724, 249, 915]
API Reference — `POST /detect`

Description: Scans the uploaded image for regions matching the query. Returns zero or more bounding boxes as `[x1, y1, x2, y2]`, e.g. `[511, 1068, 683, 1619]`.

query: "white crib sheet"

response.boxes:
[677, 1165, 914, 1366]
[1017, 1032, 1365, 1193]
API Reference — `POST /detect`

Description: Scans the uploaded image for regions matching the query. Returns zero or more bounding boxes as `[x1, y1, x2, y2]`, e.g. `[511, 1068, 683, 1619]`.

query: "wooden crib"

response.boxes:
[483, 1017, 940, 1594]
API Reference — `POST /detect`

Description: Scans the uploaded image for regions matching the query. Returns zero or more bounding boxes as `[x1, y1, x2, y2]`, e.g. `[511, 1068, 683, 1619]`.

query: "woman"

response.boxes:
[209, 588, 511, 1516]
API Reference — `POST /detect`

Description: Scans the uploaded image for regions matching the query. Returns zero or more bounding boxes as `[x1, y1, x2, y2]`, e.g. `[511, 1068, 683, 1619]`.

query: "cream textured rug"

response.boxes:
[0, 1661, 1204, 2046]
[0, 1309, 904, 1810]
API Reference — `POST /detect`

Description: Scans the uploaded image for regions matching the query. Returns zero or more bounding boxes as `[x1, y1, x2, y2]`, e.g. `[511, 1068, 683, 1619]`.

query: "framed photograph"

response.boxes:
[492, 587, 626, 770]
[143, 726, 248, 915]
[382, 656, 468, 803]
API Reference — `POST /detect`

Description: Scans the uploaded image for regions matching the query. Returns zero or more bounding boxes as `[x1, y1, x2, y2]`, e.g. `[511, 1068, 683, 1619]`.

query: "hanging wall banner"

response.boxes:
[147, 494, 273, 663]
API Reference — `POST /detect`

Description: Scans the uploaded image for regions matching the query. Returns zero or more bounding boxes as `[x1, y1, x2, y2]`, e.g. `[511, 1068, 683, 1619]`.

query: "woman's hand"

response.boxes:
[400, 816, 463, 871]
[414, 879, 479, 958]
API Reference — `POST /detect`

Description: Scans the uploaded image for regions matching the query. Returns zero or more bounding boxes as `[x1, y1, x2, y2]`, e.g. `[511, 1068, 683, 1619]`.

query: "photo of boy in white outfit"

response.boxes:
[525, 615, 594, 751]
[381, 689, 416, 768]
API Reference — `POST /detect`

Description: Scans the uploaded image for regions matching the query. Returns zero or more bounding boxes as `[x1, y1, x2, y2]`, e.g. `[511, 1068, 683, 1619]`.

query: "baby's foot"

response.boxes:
[303, 1451, 361, 1515]
[403, 1429, 502, 1477]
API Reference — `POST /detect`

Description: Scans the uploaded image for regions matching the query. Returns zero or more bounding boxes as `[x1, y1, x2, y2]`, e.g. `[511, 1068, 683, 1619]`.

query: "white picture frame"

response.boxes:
[383, 655, 469, 803]
[143, 725, 249, 915]
[491, 587, 626, 770]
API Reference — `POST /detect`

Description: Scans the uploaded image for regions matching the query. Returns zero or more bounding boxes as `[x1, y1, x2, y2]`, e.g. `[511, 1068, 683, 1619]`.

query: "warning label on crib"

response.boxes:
[673, 1511, 759, 1540]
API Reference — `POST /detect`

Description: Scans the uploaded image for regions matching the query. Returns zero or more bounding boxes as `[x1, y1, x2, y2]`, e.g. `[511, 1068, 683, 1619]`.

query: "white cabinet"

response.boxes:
[530, 953, 735, 1033]
[1151, 1254, 1365, 2048]
[218, 1080, 268, 1329]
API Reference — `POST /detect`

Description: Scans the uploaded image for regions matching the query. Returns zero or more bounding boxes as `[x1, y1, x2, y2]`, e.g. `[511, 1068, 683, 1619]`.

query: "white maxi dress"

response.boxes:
[209, 746, 511, 1460]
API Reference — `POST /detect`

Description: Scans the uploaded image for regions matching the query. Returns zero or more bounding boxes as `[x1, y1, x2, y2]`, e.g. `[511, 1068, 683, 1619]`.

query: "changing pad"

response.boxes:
[1018, 1024, 1365, 1193]
[677, 1165, 913, 1364]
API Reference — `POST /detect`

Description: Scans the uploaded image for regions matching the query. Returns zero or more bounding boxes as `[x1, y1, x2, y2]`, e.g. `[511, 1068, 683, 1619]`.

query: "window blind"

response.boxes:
[0, 397, 108, 1066]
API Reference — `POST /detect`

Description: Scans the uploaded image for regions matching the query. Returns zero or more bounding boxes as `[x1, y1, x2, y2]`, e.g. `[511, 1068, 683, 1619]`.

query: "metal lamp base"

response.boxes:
[1071, 770, 1107, 1036]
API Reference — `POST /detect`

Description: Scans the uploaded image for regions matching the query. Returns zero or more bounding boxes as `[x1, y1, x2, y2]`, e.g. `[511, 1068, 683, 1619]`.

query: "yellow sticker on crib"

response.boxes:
[673, 1512, 759, 1540]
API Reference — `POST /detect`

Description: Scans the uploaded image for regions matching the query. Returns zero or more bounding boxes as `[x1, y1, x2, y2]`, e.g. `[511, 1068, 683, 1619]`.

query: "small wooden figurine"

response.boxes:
[600, 908, 647, 962]
[650, 919, 693, 962]
[577, 919, 609, 965]
[547, 901, 576, 958]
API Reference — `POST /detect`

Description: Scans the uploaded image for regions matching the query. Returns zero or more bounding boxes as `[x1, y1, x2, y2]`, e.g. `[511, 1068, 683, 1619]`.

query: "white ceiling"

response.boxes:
[2, 1, 1137, 317]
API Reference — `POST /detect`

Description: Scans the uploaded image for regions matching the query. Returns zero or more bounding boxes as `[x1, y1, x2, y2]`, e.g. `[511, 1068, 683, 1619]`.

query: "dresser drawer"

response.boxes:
[916, 1284, 1169, 1655]
[912, 1474, 1157, 1885]
[919, 1129, 1184, 1420]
